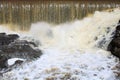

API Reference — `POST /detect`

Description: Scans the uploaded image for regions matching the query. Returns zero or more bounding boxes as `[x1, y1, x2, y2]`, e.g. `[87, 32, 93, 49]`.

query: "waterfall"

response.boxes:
[0, 1, 120, 80]
[0, 1, 120, 30]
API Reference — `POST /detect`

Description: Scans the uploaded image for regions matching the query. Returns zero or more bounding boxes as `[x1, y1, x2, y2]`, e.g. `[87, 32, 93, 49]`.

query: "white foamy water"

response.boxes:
[1, 8, 120, 80]
[7, 58, 26, 66]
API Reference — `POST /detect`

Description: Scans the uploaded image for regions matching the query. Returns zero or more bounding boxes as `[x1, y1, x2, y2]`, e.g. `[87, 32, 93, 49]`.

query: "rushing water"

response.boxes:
[0, 8, 120, 80]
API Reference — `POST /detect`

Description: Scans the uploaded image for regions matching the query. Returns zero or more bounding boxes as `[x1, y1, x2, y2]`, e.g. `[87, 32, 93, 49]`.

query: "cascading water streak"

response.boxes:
[0, 0, 120, 30]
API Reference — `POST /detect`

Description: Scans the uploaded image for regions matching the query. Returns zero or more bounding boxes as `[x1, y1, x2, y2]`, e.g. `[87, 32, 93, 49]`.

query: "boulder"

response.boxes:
[0, 33, 42, 69]
[0, 33, 19, 45]
[107, 20, 120, 59]
[1, 40, 42, 60]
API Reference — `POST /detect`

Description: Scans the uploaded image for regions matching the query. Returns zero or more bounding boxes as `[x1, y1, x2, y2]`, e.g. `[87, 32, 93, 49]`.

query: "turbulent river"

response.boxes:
[1, 8, 120, 80]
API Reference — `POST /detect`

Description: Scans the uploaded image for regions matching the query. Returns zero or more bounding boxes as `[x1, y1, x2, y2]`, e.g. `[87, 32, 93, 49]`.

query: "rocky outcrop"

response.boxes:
[0, 55, 8, 69]
[0, 33, 42, 69]
[0, 33, 19, 45]
[0, 40, 42, 59]
[107, 20, 120, 59]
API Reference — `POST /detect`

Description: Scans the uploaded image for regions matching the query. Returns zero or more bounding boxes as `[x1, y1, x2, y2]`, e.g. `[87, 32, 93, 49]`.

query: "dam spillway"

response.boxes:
[0, 0, 120, 30]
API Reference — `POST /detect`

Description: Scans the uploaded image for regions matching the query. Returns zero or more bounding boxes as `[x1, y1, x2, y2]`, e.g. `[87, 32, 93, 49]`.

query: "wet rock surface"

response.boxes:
[108, 20, 120, 59]
[0, 33, 19, 45]
[107, 20, 120, 78]
[0, 33, 42, 70]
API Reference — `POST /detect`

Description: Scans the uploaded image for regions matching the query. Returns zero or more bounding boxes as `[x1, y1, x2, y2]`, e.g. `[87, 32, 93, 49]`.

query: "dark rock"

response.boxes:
[109, 38, 120, 48]
[1, 40, 42, 60]
[0, 33, 6, 36]
[7, 34, 19, 41]
[0, 42, 42, 60]
[14, 60, 24, 65]
[0, 33, 42, 69]
[0, 33, 19, 45]
[108, 20, 120, 59]
[0, 55, 8, 69]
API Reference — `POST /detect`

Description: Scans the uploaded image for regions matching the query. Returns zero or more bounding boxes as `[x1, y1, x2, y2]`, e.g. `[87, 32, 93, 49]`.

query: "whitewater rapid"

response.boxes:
[1, 8, 120, 80]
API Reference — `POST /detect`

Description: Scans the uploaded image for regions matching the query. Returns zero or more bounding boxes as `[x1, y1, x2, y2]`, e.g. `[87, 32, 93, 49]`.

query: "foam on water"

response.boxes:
[1, 8, 120, 80]
[7, 58, 26, 66]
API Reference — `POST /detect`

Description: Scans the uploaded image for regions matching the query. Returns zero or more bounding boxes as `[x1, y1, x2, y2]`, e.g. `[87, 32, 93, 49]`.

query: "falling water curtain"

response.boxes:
[0, 0, 120, 30]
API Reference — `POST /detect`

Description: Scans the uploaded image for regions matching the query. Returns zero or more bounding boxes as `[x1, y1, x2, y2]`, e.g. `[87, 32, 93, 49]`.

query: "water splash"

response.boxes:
[27, 8, 120, 52]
